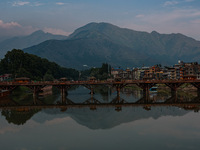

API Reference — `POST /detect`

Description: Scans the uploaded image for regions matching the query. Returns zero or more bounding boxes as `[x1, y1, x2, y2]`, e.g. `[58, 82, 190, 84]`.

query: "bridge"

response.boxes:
[1, 79, 200, 100]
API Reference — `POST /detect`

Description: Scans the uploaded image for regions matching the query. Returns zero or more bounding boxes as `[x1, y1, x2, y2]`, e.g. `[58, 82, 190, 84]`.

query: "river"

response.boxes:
[0, 86, 200, 150]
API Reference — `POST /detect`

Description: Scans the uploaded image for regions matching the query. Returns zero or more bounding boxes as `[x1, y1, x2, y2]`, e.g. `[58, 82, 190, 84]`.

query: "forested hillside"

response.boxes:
[0, 49, 79, 80]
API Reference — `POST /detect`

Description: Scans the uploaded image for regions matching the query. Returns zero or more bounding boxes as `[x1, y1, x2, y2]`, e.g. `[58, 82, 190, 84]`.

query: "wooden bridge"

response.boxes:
[1, 79, 200, 99]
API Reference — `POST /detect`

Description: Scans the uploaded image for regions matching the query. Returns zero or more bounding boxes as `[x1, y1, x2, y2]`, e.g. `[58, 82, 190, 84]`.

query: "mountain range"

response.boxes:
[0, 30, 67, 58]
[1, 22, 200, 69]
[23, 22, 200, 69]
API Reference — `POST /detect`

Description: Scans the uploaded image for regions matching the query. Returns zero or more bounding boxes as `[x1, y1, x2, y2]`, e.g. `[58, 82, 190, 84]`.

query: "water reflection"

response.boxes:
[0, 87, 200, 128]
[1, 87, 200, 150]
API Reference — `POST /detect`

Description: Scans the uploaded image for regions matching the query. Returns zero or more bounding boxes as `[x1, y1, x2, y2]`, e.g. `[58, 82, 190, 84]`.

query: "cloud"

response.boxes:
[0, 20, 37, 38]
[11, 1, 30, 6]
[56, 2, 66, 5]
[164, 1, 179, 7]
[135, 14, 145, 18]
[0, 20, 21, 28]
[32, 2, 43, 6]
[191, 19, 200, 24]
[124, 8, 200, 40]
[43, 27, 71, 36]
[0, 20, 70, 39]
[163, 0, 195, 7]
[184, 0, 195, 2]
[135, 8, 200, 24]
[174, 9, 200, 18]
[10, 1, 43, 7]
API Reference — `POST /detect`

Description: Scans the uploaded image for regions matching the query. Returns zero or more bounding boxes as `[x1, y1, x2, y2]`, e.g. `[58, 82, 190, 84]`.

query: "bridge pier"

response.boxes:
[83, 84, 96, 98]
[61, 87, 67, 101]
[112, 83, 128, 97]
[143, 90, 150, 103]
[165, 83, 183, 96]
[191, 83, 200, 97]
[33, 86, 39, 99]
[54, 85, 73, 101]
[198, 89, 200, 98]
[110, 96, 127, 112]
[26, 85, 46, 100]
[90, 87, 94, 98]
[164, 93, 178, 103]
[116, 86, 120, 97]
[135, 83, 156, 99]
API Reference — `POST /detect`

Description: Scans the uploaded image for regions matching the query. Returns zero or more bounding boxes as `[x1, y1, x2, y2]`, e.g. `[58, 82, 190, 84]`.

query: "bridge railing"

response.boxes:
[1, 79, 200, 86]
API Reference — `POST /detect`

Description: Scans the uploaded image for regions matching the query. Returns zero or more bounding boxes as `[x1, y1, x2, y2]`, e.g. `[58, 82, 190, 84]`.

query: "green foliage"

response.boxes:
[81, 63, 111, 80]
[43, 73, 54, 81]
[0, 49, 79, 80]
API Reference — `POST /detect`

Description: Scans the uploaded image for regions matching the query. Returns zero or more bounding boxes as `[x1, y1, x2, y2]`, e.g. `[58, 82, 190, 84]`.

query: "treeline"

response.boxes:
[81, 63, 111, 80]
[0, 49, 79, 80]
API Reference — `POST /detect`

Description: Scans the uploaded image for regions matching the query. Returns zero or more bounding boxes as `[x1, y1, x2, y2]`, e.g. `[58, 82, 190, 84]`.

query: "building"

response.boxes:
[0, 74, 12, 81]
[110, 61, 200, 80]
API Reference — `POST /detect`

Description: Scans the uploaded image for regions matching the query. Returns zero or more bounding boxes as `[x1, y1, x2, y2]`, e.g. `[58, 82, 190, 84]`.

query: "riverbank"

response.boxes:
[125, 83, 198, 92]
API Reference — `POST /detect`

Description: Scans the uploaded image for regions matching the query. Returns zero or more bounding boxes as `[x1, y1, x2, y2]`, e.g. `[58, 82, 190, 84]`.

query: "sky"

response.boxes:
[0, 0, 200, 40]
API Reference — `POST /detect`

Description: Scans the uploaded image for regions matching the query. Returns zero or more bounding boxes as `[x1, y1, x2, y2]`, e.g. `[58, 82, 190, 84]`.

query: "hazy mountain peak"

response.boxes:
[0, 30, 68, 58]
[151, 31, 159, 35]
[23, 22, 200, 69]
[31, 30, 45, 34]
[29, 30, 59, 37]
[69, 22, 121, 39]
[76, 22, 118, 30]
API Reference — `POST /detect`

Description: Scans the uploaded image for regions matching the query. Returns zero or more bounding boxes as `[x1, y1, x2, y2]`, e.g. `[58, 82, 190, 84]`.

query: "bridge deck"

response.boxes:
[1, 79, 200, 86]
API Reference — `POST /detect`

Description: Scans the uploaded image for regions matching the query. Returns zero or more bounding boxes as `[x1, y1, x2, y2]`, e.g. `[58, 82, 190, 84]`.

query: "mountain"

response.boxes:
[23, 22, 200, 69]
[0, 30, 67, 58]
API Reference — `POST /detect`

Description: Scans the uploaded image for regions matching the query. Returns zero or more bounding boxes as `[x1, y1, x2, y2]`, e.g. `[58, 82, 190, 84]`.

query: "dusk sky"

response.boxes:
[1, 0, 200, 40]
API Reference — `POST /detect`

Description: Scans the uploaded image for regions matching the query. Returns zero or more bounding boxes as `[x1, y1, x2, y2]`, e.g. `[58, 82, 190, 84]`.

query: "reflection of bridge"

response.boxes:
[1, 94, 200, 112]
[1, 80, 200, 99]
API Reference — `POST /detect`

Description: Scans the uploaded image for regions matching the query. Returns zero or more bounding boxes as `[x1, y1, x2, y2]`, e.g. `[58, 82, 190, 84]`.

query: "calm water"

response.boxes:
[0, 86, 200, 150]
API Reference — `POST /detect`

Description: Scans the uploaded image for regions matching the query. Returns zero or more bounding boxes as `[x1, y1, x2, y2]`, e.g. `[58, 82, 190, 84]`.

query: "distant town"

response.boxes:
[1, 60, 200, 82]
[111, 60, 200, 80]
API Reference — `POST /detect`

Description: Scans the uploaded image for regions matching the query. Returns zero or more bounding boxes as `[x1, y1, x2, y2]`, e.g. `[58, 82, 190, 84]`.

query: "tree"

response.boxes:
[43, 73, 54, 81]
[0, 49, 79, 80]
